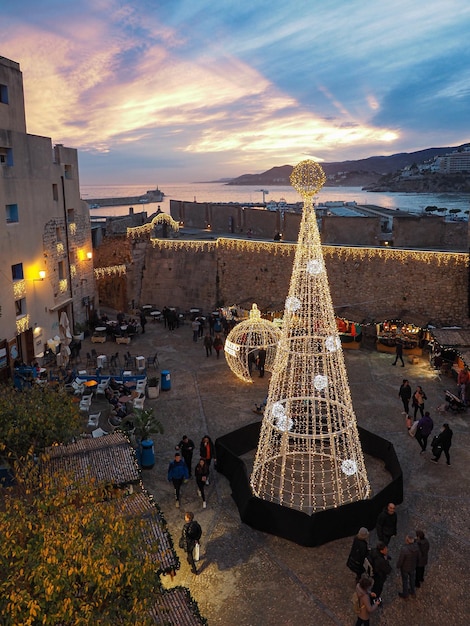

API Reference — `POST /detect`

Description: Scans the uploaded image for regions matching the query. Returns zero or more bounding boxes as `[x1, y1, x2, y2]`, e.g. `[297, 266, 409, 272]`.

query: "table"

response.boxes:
[97, 355, 107, 369]
[136, 356, 145, 370]
[95, 326, 106, 333]
[84, 380, 98, 388]
[151, 311, 162, 321]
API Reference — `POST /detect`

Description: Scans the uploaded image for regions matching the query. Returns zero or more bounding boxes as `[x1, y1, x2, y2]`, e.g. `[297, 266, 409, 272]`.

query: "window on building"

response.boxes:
[64, 164, 73, 179]
[52, 183, 59, 201]
[0, 84, 8, 105]
[6, 204, 19, 223]
[15, 298, 26, 316]
[11, 263, 24, 281]
[56, 226, 63, 242]
[58, 260, 65, 280]
[67, 208, 75, 223]
[0, 147, 13, 166]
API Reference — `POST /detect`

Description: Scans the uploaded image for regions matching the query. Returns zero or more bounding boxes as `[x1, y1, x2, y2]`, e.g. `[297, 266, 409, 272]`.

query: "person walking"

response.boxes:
[191, 318, 200, 342]
[398, 379, 412, 416]
[353, 574, 381, 625]
[412, 385, 427, 419]
[346, 527, 370, 582]
[431, 422, 453, 465]
[415, 529, 430, 588]
[203, 333, 213, 357]
[195, 458, 209, 508]
[200, 435, 216, 484]
[178, 435, 195, 478]
[457, 366, 470, 404]
[167, 451, 189, 508]
[180, 511, 202, 575]
[257, 346, 267, 378]
[213, 334, 224, 359]
[392, 338, 405, 366]
[415, 411, 434, 453]
[369, 541, 392, 598]
[139, 310, 147, 334]
[397, 532, 419, 599]
[376, 503, 397, 547]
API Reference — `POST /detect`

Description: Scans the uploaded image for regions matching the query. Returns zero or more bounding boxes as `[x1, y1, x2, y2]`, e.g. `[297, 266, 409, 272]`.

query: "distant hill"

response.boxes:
[227, 144, 470, 187]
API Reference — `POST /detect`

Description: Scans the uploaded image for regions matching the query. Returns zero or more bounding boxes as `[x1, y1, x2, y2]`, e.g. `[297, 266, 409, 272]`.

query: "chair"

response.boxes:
[96, 377, 110, 397]
[135, 378, 147, 394]
[86, 352, 96, 367]
[109, 352, 121, 368]
[132, 393, 145, 410]
[92, 427, 109, 438]
[71, 379, 85, 395]
[87, 412, 101, 428]
[124, 352, 133, 369]
[146, 353, 160, 369]
[79, 395, 92, 412]
[91, 348, 98, 359]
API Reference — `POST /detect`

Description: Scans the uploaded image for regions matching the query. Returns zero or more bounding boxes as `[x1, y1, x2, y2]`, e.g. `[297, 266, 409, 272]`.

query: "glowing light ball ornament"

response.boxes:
[250, 160, 370, 514]
[224, 303, 282, 383]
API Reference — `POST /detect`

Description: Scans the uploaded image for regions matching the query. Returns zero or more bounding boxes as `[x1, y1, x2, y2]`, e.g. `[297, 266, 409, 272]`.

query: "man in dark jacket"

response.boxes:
[376, 503, 398, 546]
[431, 423, 453, 465]
[167, 452, 189, 507]
[178, 435, 195, 478]
[398, 379, 412, 416]
[415, 529, 430, 588]
[370, 541, 392, 597]
[397, 533, 420, 599]
[180, 511, 202, 574]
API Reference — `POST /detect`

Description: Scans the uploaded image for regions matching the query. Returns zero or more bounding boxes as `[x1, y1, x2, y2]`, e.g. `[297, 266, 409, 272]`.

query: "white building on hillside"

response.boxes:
[0, 56, 96, 381]
[436, 149, 470, 173]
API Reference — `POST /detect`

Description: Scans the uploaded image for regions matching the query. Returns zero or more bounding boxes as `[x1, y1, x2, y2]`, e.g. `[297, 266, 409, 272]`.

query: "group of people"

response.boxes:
[348, 503, 430, 624]
[167, 435, 216, 509]
[398, 379, 454, 464]
[202, 333, 224, 358]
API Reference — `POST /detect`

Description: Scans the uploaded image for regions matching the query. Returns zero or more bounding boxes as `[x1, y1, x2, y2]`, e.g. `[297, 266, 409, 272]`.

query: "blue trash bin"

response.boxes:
[140, 439, 155, 469]
[161, 370, 171, 391]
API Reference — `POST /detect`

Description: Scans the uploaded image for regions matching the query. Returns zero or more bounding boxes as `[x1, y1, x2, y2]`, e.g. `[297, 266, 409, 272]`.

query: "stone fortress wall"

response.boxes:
[95, 235, 469, 328]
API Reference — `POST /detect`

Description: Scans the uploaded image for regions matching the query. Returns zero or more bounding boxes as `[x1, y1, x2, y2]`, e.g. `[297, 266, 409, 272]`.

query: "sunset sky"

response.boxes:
[3, 1, 470, 183]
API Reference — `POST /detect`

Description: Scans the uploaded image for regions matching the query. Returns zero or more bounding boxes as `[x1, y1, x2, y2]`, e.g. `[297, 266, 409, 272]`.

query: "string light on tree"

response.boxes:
[250, 160, 370, 515]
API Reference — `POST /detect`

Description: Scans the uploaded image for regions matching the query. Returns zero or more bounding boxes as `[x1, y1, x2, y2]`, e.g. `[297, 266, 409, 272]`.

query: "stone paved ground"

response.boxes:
[81, 315, 470, 626]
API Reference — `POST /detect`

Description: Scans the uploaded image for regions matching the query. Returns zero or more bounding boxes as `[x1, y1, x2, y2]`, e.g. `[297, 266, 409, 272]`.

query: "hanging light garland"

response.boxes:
[250, 160, 370, 515]
[224, 303, 282, 383]
[127, 213, 180, 239]
[13, 279, 26, 300]
[16, 314, 30, 334]
[94, 264, 127, 280]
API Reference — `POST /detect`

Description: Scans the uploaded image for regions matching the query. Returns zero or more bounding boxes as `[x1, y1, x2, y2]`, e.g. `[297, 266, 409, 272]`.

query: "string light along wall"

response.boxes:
[250, 160, 370, 515]
[225, 303, 282, 383]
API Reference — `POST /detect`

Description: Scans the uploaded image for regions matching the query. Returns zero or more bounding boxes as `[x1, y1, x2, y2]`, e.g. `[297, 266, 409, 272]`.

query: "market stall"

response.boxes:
[336, 317, 362, 350]
[376, 320, 424, 356]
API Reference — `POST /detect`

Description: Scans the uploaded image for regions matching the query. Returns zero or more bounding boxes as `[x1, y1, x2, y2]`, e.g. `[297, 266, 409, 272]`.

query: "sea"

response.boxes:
[81, 182, 470, 218]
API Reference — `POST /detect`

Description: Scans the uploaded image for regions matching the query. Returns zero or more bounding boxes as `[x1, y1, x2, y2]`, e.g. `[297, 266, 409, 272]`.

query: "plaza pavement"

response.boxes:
[83, 315, 470, 626]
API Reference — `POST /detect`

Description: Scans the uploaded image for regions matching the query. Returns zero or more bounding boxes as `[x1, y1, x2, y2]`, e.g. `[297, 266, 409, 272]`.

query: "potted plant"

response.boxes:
[73, 322, 87, 341]
[147, 376, 160, 399]
[120, 407, 163, 469]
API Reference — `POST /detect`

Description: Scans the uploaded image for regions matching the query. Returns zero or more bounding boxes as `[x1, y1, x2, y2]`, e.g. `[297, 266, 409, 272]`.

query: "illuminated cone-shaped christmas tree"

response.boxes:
[250, 160, 370, 514]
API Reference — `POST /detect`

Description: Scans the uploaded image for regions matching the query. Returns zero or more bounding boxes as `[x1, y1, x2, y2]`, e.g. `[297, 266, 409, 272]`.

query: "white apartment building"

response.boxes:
[0, 56, 96, 382]
[436, 149, 470, 173]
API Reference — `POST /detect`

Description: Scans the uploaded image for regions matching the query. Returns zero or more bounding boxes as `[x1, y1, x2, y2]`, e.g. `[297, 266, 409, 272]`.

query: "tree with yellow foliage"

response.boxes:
[0, 466, 160, 625]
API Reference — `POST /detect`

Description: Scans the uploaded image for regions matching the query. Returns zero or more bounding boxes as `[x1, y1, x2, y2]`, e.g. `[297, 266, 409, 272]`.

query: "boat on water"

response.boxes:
[85, 186, 164, 208]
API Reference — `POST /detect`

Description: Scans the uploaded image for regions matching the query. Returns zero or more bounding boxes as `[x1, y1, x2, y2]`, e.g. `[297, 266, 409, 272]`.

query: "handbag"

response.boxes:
[194, 542, 200, 562]
[179, 535, 185, 550]
[409, 420, 419, 437]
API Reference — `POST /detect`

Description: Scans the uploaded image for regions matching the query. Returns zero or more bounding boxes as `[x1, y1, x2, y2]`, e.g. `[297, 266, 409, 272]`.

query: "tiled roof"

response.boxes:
[43, 432, 140, 485]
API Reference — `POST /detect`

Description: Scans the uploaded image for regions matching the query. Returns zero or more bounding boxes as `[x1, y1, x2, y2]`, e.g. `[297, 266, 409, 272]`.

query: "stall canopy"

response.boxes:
[430, 328, 470, 368]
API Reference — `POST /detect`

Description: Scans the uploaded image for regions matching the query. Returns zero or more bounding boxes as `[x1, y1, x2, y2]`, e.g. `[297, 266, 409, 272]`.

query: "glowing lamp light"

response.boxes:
[34, 270, 46, 281]
[86, 251, 93, 260]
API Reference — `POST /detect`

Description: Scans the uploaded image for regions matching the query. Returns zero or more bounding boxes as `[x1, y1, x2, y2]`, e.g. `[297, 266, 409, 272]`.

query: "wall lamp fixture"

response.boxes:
[34, 270, 46, 281]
